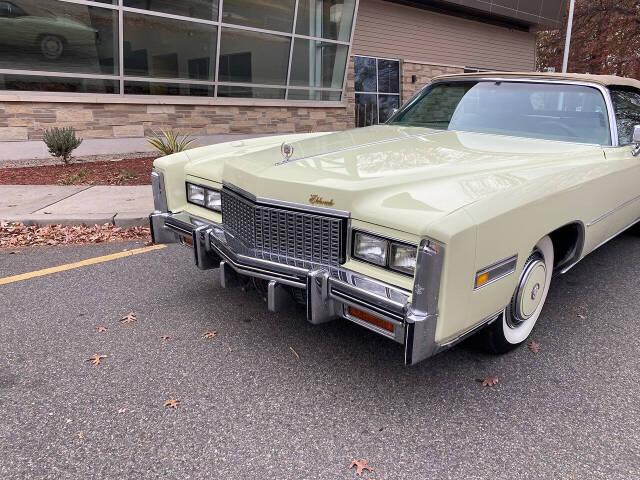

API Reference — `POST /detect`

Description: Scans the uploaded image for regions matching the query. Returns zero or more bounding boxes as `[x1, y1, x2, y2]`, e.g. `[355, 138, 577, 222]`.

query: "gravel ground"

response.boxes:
[0, 237, 638, 479]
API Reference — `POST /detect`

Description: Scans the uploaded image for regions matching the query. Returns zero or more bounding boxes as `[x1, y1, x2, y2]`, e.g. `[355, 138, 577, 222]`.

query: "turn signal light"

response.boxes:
[475, 272, 489, 288]
[183, 236, 194, 246]
[348, 306, 394, 333]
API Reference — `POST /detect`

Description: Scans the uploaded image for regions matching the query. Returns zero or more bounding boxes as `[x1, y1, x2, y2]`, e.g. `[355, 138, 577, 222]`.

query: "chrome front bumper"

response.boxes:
[150, 210, 444, 365]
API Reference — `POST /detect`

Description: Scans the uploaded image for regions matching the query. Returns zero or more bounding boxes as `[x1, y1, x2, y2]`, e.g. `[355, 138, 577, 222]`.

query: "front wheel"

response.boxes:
[40, 35, 64, 60]
[481, 235, 554, 354]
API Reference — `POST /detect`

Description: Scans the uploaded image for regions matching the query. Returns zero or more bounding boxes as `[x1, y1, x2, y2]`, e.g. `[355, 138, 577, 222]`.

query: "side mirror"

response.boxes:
[633, 125, 640, 157]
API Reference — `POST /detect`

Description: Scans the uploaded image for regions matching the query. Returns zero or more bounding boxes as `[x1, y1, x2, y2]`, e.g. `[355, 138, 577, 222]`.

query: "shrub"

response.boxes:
[43, 127, 83, 164]
[146, 129, 197, 155]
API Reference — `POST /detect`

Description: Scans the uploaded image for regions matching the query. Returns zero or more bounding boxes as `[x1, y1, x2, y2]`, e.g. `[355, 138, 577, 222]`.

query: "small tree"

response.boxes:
[43, 127, 83, 164]
[147, 129, 197, 155]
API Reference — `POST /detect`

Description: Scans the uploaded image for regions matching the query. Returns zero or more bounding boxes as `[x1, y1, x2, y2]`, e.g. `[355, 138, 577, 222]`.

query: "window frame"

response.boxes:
[353, 55, 401, 127]
[0, 0, 359, 104]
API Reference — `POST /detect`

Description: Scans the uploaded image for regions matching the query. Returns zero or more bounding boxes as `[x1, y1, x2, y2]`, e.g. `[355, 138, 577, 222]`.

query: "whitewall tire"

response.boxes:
[482, 235, 553, 354]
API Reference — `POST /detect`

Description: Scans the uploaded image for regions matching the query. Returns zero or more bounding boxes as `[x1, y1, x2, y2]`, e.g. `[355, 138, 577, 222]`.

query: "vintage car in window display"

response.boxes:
[150, 73, 640, 365]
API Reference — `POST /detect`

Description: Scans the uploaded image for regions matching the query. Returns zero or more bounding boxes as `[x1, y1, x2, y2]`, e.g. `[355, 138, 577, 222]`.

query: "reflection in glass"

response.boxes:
[295, 0, 356, 41]
[0, 0, 118, 75]
[355, 93, 377, 127]
[610, 89, 640, 145]
[217, 85, 284, 99]
[219, 28, 289, 85]
[124, 0, 218, 21]
[354, 56, 376, 92]
[288, 89, 341, 101]
[222, 0, 294, 32]
[289, 39, 348, 89]
[123, 12, 217, 80]
[378, 94, 400, 123]
[124, 81, 213, 96]
[0, 73, 118, 93]
[377, 59, 399, 93]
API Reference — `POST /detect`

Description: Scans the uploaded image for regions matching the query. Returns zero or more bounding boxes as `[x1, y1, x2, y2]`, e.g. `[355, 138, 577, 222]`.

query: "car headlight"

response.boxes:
[187, 183, 205, 206]
[353, 232, 388, 266]
[352, 230, 418, 276]
[186, 182, 221, 212]
[390, 243, 418, 275]
[205, 189, 221, 212]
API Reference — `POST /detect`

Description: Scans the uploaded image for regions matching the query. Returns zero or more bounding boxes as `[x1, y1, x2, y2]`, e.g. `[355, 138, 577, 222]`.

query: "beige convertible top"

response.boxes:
[433, 71, 640, 89]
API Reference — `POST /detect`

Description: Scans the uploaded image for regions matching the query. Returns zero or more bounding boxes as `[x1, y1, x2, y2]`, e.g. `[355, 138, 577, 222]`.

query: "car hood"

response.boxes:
[184, 125, 604, 236]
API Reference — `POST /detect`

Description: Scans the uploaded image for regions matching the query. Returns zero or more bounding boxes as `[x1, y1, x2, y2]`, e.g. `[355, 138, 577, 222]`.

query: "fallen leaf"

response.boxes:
[118, 408, 127, 414]
[289, 346, 300, 359]
[528, 341, 540, 353]
[144, 240, 153, 246]
[8, 250, 20, 254]
[202, 331, 217, 339]
[577, 314, 586, 320]
[164, 397, 180, 409]
[87, 354, 108, 366]
[228, 347, 232, 352]
[120, 312, 136, 324]
[349, 459, 374, 476]
[96, 326, 107, 333]
[161, 334, 170, 340]
[7, 204, 16, 207]
[77, 431, 84, 439]
[481, 377, 499, 387]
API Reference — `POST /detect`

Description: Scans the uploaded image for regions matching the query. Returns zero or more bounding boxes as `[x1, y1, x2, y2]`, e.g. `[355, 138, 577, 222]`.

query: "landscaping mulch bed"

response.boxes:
[0, 221, 151, 249]
[0, 157, 157, 186]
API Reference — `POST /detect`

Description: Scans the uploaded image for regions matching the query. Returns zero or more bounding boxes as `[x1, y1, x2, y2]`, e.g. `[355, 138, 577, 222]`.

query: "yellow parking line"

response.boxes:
[0, 244, 166, 286]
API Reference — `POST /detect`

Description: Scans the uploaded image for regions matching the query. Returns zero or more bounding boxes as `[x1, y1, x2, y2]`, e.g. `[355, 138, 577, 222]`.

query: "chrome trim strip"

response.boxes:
[587, 193, 640, 227]
[151, 169, 168, 213]
[561, 216, 640, 274]
[222, 182, 350, 218]
[474, 254, 518, 290]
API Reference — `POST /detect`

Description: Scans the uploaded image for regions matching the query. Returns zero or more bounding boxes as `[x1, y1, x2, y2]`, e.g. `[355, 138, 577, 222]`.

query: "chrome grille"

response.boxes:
[221, 188, 346, 268]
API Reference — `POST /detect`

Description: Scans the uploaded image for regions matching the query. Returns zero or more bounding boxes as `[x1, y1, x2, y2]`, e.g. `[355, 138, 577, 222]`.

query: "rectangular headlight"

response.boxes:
[187, 183, 205, 206]
[389, 243, 418, 275]
[205, 189, 221, 212]
[353, 232, 388, 266]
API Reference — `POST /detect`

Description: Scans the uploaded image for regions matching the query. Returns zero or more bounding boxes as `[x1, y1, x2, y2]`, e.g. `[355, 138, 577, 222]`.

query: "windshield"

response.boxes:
[389, 81, 611, 145]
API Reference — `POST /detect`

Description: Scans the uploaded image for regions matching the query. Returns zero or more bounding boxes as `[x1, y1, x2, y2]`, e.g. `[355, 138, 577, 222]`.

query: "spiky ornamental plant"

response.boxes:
[146, 129, 197, 155]
[42, 127, 83, 164]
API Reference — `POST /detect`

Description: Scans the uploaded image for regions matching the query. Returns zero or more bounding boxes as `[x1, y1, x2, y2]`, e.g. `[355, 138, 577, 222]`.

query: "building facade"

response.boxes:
[0, 0, 566, 149]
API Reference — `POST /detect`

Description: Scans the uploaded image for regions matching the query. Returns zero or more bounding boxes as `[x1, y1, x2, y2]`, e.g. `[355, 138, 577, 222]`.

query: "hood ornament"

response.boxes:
[280, 142, 294, 161]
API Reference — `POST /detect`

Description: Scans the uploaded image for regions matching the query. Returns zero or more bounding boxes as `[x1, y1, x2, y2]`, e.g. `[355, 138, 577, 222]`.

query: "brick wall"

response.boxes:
[401, 62, 464, 103]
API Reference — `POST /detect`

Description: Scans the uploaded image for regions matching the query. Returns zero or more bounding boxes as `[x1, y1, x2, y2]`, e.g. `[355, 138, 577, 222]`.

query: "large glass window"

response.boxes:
[295, 0, 356, 42]
[0, 0, 118, 75]
[610, 88, 640, 145]
[390, 81, 612, 145]
[219, 28, 290, 85]
[0, 0, 356, 101]
[123, 12, 217, 80]
[354, 56, 401, 127]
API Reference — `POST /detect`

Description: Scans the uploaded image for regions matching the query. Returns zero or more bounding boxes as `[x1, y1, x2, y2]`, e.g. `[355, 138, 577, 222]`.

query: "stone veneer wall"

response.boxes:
[401, 61, 465, 103]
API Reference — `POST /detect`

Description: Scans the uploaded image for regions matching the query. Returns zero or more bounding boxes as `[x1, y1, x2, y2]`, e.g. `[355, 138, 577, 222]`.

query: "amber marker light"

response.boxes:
[183, 236, 194, 247]
[348, 306, 395, 333]
[475, 272, 489, 288]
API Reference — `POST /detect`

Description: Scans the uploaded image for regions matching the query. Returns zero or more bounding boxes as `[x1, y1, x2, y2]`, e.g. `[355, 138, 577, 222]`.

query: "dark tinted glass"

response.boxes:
[222, 0, 294, 32]
[217, 85, 284, 99]
[0, 0, 118, 75]
[355, 93, 377, 127]
[123, 0, 218, 21]
[123, 12, 217, 80]
[219, 29, 289, 85]
[377, 59, 399, 94]
[295, 0, 356, 41]
[610, 89, 640, 145]
[124, 81, 213, 96]
[378, 94, 400, 123]
[391, 81, 611, 145]
[289, 39, 348, 89]
[354, 56, 376, 92]
[0, 73, 118, 93]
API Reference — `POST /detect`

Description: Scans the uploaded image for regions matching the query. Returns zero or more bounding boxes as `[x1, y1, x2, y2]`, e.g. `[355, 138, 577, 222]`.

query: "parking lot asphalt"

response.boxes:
[0, 235, 638, 480]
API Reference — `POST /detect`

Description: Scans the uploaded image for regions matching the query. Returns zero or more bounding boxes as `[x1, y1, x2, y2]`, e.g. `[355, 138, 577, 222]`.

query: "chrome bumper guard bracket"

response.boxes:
[151, 211, 447, 365]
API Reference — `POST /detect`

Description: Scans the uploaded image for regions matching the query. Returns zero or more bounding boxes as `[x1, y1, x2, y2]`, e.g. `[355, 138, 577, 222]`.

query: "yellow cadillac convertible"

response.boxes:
[150, 72, 640, 365]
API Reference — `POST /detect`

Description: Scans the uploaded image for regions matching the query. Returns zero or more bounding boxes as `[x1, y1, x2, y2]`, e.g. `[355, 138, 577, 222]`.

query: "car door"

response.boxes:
[590, 87, 640, 248]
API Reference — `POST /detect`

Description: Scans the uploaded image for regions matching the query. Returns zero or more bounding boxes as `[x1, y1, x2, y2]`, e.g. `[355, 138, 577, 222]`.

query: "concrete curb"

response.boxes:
[3, 213, 150, 227]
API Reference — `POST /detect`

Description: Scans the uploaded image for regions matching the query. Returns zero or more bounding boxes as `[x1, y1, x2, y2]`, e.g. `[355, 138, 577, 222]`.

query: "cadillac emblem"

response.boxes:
[280, 142, 294, 161]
